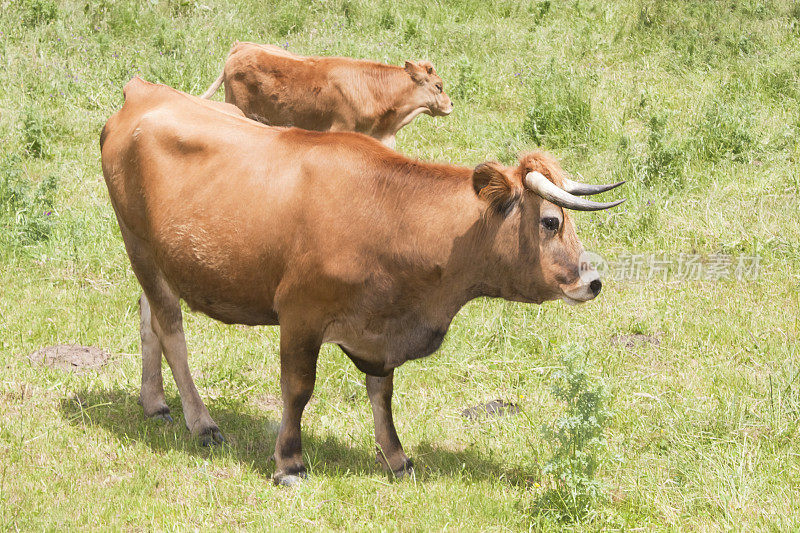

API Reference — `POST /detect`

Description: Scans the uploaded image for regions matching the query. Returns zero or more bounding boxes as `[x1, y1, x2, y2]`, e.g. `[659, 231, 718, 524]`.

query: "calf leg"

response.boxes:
[366, 372, 413, 478]
[273, 326, 320, 486]
[138, 293, 171, 421]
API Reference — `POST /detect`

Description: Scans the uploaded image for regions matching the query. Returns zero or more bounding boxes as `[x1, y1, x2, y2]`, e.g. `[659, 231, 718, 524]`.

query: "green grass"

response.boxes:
[1, 0, 800, 529]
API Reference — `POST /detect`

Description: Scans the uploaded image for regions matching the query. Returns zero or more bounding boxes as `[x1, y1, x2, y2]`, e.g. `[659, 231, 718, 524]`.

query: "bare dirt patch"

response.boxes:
[27, 344, 112, 373]
[610, 333, 661, 348]
[461, 399, 520, 422]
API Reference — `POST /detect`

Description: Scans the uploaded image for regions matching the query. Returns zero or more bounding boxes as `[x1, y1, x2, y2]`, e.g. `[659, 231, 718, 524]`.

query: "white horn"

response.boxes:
[524, 171, 625, 211]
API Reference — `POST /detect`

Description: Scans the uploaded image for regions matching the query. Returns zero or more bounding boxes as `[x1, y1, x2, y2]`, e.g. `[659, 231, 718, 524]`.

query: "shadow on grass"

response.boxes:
[59, 387, 530, 486]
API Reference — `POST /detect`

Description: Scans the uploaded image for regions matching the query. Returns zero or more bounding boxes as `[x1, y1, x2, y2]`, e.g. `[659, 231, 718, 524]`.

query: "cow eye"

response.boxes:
[541, 217, 560, 231]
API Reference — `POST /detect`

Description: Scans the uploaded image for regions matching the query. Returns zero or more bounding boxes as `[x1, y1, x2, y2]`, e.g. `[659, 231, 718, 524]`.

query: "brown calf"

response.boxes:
[202, 42, 453, 147]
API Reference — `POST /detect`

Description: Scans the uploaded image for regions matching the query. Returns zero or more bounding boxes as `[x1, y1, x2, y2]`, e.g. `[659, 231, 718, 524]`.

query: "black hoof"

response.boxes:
[392, 458, 414, 480]
[153, 412, 174, 424]
[274, 473, 305, 487]
[199, 427, 226, 447]
[144, 404, 172, 422]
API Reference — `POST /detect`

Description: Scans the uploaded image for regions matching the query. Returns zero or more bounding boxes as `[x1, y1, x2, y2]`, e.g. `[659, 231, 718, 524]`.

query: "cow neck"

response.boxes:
[369, 70, 424, 137]
[409, 174, 514, 319]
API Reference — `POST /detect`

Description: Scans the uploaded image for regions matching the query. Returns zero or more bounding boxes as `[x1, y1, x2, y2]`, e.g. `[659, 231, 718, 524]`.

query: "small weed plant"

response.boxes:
[22, 106, 49, 159]
[536, 349, 613, 523]
[450, 57, 483, 103]
[643, 112, 685, 190]
[694, 90, 754, 163]
[0, 156, 58, 246]
[522, 63, 594, 148]
[20, 0, 58, 28]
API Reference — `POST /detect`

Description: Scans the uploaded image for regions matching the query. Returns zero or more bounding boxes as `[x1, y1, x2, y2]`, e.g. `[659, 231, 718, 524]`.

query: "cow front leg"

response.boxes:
[138, 293, 171, 422]
[366, 372, 413, 478]
[273, 328, 320, 486]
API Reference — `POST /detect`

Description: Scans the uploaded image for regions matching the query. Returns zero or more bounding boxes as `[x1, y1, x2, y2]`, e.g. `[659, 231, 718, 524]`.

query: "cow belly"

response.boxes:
[166, 263, 279, 325]
[182, 292, 279, 326]
[325, 319, 448, 374]
[154, 250, 280, 326]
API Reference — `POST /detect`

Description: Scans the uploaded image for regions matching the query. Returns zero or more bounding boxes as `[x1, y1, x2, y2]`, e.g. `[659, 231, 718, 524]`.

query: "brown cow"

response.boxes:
[201, 41, 453, 148]
[101, 78, 623, 486]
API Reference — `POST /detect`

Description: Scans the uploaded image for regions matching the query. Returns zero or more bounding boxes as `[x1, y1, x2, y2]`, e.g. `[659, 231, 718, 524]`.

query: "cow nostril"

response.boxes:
[589, 279, 602, 296]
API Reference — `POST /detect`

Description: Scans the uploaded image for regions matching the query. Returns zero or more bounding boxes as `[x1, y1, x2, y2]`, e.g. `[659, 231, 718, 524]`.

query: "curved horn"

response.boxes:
[524, 171, 625, 211]
[561, 175, 626, 196]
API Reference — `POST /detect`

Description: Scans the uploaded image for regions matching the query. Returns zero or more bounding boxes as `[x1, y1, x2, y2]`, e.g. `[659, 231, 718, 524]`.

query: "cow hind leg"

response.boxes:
[119, 221, 223, 446]
[147, 285, 224, 446]
[366, 372, 413, 478]
[273, 325, 321, 486]
[138, 292, 171, 422]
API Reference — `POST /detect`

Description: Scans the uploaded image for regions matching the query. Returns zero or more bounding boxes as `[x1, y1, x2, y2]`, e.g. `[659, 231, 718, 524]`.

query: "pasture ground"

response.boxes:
[1, 0, 799, 529]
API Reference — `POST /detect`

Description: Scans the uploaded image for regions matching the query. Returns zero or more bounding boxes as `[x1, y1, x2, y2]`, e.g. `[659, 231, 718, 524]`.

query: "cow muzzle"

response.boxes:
[433, 98, 453, 116]
[561, 277, 601, 304]
[561, 254, 603, 304]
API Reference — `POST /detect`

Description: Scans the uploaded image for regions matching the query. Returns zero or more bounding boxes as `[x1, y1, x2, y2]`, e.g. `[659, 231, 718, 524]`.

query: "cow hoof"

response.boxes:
[153, 412, 174, 424]
[273, 469, 307, 487]
[392, 458, 414, 480]
[275, 474, 304, 487]
[143, 404, 172, 422]
[199, 427, 226, 447]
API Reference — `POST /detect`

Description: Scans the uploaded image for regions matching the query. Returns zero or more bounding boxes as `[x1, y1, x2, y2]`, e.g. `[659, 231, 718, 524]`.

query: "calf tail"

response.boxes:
[200, 70, 224, 99]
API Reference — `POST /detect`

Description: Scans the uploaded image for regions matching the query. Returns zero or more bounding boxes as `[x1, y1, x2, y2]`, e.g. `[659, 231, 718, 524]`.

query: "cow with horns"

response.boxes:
[100, 78, 624, 485]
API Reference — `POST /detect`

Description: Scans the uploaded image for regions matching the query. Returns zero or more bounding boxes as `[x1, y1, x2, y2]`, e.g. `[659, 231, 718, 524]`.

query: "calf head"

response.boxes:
[472, 152, 624, 305]
[404, 60, 453, 117]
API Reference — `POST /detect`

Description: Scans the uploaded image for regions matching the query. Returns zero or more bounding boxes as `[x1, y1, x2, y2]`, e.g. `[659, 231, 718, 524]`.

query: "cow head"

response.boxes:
[404, 60, 453, 117]
[472, 152, 624, 305]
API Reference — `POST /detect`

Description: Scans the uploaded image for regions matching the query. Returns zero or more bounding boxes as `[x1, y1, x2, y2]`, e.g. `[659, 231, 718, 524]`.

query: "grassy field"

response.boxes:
[2, 0, 800, 529]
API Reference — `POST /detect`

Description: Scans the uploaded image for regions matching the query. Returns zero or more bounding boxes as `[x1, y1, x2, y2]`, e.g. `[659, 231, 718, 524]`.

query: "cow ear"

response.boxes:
[404, 61, 424, 83]
[472, 162, 521, 216]
[417, 60, 434, 75]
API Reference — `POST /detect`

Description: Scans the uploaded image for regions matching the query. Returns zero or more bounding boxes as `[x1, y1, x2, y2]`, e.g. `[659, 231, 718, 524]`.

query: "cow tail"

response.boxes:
[200, 70, 224, 99]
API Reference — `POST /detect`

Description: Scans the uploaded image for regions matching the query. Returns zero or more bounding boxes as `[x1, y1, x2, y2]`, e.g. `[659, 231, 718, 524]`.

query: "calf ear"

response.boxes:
[472, 162, 521, 216]
[404, 61, 425, 83]
[417, 60, 435, 75]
